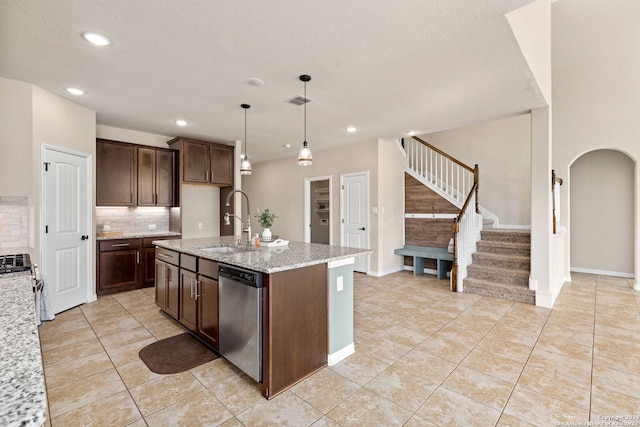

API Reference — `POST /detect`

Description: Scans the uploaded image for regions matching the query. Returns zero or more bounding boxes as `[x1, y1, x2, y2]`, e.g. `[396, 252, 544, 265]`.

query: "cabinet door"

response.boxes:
[179, 269, 198, 331]
[143, 247, 157, 286]
[210, 145, 233, 185]
[155, 259, 167, 310]
[98, 249, 140, 293]
[137, 147, 156, 206]
[166, 264, 180, 320]
[155, 149, 175, 206]
[182, 141, 210, 183]
[97, 140, 136, 206]
[198, 275, 219, 348]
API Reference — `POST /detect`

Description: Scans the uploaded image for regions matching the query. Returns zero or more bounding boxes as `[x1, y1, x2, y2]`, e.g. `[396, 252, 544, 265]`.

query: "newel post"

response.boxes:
[451, 219, 459, 292]
[474, 164, 480, 214]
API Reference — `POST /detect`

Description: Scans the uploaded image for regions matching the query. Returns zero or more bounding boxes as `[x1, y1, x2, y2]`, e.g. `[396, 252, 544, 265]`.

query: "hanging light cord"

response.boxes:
[303, 79, 307, 145]
[244, 106, 248, 155]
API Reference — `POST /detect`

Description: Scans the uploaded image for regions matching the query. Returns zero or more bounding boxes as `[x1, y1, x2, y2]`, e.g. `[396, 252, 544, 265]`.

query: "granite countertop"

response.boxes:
[153, 236, 373, 274]
[96, 231, 181, 241]
[0, 271, 47, 427]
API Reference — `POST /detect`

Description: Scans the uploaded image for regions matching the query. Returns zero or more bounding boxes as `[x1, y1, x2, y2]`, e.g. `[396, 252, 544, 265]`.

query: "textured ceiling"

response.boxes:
[0, 0, 546, 163]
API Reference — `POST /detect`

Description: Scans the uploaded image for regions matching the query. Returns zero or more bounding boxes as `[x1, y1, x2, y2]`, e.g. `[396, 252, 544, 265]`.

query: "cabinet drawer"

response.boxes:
[156, 247, 179, 266]
[181, 254, 197, 272]
[198, 258, 218, 279]
[99, 238, 141, 252]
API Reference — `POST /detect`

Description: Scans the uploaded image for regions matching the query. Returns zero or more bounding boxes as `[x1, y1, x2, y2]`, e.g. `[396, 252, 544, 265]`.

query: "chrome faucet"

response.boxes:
[224, 190, 252, 245]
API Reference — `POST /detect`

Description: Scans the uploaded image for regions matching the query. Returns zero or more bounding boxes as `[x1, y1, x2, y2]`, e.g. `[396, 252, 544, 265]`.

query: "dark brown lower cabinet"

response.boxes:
[97, 239, 141, 295]
[155, 251, 179, 320]
[179, 268, 198, 332]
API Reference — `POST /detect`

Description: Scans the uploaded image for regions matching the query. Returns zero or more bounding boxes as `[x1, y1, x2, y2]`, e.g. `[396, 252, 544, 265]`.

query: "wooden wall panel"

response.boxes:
[405, 174, 458, 214]
[405, 218, 453, 248]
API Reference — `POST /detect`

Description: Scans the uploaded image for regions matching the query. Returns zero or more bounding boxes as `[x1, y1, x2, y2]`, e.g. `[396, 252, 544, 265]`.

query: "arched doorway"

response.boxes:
[569, 149, 635, 277]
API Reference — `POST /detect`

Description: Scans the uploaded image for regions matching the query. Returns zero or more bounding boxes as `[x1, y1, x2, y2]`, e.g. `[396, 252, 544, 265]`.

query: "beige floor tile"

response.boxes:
[416, 386, 501, 426]
[116, 359, 163, 388]
[144, 390, 233, 426]
[44, 351, 113, 389]
[41, 336, 104, 367]
[290, 367, 360, 413]
[310, 416, 343, 427]
[441, 366, 514, 411]
[381, 324, 429, 348]
[475, 333, 533, 364]
[50, 390, 141, 427]
[105, 337, 157, 367]
[537, 323, 594, 347]
[355, 334, 413, 364]
[236, 391, 323, 427]
[38, 315, 90, 339]
[403, 415, 439, 427]
[394, 348, 457, 384]
[461, 348, 525, 383]
[98, 325, 155, 350]
[91, 316, 143, 338]
[470, 296, 515, 314]
[415, 332, 473, 364]
[503, 385, 589, 426]
[364, 366, 437, 412]
[190, 358, 243, 390]
[517, 362, 591, 409]
[47, 368, 126, 418]
[39, 326, 96, 352]
[327, 388, 412, 427]
[592, 365, 640, 400]
[128, 371, 205, 417]
[591, 385, 640, 417]
[482, 323, 540, 348]
[328, 350, 390, 386]
[495, 413, 537, 427]
[208, 373, 265, 415]
[526, 347, 592, 381]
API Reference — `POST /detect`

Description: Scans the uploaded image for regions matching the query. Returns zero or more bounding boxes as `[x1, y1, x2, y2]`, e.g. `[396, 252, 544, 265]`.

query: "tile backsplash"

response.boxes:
[96, 207, 170, 234]
[0, 196, 29, 248]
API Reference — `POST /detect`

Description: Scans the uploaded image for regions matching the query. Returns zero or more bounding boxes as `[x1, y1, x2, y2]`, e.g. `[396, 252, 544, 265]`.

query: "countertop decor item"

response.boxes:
[256, 208, 277, 241]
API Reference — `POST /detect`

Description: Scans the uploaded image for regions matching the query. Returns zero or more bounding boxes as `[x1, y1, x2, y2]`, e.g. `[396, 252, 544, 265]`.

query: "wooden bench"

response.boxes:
[394, 245, 453, 279]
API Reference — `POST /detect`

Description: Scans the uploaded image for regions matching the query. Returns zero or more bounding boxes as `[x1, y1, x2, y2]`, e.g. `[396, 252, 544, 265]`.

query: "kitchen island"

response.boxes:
[153, 236, 371, 399]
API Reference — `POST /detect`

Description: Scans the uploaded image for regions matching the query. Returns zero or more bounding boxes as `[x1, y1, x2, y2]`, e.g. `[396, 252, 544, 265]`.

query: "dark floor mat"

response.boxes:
[139, 333, 219, 374]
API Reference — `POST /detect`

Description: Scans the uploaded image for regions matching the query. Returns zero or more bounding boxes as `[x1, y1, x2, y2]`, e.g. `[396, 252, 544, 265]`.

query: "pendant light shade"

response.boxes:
[298, 74, 313, 166]
[240, 103, 252, 175]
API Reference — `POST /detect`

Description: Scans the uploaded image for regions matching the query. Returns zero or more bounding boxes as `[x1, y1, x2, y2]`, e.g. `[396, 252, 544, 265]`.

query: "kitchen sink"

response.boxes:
[199, 245, 253, 254]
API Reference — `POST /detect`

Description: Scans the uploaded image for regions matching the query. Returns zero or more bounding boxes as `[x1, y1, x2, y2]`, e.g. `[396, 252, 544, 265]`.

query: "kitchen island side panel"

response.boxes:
[264, 263, 328, 398]
[327, 259, 355, 364]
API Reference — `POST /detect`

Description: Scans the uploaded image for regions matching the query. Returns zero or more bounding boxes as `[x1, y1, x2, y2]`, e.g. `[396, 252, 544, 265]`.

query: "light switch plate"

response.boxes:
[148, 224, 156, 230]
[337, 276, 343, 292]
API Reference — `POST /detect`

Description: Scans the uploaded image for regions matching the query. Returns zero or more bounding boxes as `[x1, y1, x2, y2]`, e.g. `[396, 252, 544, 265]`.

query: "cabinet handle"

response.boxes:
[136, 251, 140, 264]
[205, 170, 209, 182]
[111, 243, 131, 247]
[195, 279, 200, 300]
[157, 253, 171, 258]
[165, 265, 169, 285]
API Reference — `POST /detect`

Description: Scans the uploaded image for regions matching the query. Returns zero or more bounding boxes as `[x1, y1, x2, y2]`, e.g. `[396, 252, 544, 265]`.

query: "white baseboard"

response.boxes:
[328, 343, 355, 366]
[367, 265, 404, 277]
[570, 267, 635, 279]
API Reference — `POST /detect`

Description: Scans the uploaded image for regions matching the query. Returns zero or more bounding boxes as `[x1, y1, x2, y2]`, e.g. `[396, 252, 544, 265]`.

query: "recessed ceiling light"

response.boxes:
[406, 130, 416, 136]
[82, 32, 112, 46]
[283, 144, 291, 149]
[175, 120, 188, 126]
[66, 87, 85, 95]
[346, 127, 357, 133]
[246, 77, 264, 86]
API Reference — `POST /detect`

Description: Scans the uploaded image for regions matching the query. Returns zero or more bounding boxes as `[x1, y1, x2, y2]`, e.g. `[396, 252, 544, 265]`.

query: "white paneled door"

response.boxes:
[341, 172, 369, 273]
[43, 145, 92, 314]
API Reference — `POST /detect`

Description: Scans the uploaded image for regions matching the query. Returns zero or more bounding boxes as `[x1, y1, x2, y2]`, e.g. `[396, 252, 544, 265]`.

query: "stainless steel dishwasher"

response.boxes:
[218, 263, 264, 382]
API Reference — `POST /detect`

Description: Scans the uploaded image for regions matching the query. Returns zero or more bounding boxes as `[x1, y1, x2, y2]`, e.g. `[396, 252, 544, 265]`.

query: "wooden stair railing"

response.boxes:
[402, 136, 482, 292]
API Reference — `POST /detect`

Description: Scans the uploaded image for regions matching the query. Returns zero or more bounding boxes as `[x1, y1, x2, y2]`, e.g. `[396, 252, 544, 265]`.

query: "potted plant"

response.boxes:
[255, 208, 277, 241]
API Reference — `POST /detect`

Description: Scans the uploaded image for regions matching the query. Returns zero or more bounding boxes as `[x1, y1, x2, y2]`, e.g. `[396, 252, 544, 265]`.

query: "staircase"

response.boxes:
[463, 229, 535, 304]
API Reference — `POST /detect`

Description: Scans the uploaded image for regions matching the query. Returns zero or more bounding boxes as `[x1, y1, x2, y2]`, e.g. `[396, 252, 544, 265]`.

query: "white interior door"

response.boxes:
[43, 145, 92, 314]
[341, 172, 369, 273]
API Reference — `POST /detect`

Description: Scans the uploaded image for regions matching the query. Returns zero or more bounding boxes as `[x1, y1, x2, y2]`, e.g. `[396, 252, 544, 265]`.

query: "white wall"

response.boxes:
[552, 0, 639, 286]
[242, 139, 400, 275]
[421, 113, 532, 227]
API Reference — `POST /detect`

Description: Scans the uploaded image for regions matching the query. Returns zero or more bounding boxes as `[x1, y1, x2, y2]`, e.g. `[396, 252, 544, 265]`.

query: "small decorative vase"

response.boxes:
[261, 228, 272, 241]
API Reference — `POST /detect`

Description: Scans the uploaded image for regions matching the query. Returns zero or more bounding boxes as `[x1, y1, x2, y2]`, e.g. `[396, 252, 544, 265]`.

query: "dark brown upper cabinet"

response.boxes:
[97, 139, 137, 206]
[137, 147, 175, 206]
[168, 137, 234, 186]
[96, 139, 176, 207]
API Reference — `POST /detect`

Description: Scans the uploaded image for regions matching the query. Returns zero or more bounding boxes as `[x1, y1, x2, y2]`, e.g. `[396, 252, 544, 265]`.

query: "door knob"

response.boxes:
[81, 235, 89, 240]
[358, 227, 365, 231]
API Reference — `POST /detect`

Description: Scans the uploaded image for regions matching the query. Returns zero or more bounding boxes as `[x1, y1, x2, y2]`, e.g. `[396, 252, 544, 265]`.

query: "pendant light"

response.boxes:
[298, 74, 313, 166]
[240, 103, 252, 175]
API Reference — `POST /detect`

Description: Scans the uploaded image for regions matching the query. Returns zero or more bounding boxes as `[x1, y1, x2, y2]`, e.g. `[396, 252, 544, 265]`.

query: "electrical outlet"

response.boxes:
[148, 224, 156, 230]
[337, 276, 343, 292]
[103, 225, 111, 231]
[198, 222, 203, 230]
